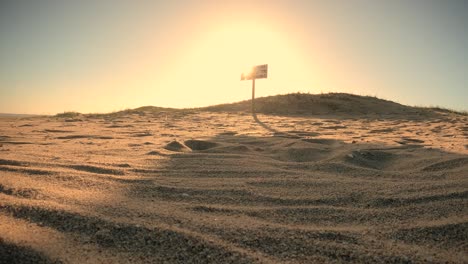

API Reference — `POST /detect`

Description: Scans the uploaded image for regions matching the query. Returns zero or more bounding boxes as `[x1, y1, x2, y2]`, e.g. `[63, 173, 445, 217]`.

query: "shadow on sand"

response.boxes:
[0, 239, 60, 264]
[252, 113, 279, 134]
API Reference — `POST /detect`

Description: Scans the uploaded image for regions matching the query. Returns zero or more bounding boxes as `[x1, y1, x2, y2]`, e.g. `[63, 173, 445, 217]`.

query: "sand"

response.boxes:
[0, 108, 467, 263]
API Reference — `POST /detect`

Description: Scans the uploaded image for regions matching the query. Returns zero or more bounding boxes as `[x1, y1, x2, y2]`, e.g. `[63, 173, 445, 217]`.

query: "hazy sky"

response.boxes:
[1, 0, 467, 114]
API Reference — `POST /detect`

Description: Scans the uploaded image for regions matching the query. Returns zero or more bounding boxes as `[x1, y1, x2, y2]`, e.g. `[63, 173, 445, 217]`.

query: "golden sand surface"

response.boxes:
[0, 110, 467, 263]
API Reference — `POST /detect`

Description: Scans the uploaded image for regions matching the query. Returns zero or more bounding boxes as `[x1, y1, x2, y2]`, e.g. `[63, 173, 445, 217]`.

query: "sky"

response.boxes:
[0, 0, 467, 114]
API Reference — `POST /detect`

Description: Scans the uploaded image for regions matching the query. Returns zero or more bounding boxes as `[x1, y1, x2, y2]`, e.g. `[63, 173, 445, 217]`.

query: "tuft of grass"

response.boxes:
[84, 106, 180, 119]
[55, 111, 81, 118]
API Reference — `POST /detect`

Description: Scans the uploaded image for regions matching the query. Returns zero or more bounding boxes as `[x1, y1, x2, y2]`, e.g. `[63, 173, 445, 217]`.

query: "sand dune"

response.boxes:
[0, 94, 467, 263]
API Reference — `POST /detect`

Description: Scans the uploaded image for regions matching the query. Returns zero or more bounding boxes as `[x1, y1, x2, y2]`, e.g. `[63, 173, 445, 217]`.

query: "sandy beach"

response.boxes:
[0, 95, 467, 263]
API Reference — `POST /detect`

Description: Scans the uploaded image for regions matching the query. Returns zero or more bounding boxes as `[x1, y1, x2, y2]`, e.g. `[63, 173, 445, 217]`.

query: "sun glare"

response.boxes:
[241, 66, 254, 79]
[155, 20, 315, 107]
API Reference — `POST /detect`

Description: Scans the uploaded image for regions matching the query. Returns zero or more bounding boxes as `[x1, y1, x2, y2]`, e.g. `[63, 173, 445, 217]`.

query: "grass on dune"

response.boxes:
[53, 93, 467, 118]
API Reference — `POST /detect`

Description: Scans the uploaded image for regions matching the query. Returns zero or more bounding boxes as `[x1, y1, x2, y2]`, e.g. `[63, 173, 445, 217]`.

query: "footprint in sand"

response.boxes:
[57, 135, 113, 140]
[131, 132, 153, 137]
[0, 135, 11, 141]
[184, 139, 218, 151]
[369, 128, 395, 133]
[146, 150, 168, 156]
[67, 164, 125, 175]
[0, 184, 40, 199]
[302, 138, 338, 145]
[43, 129, 74, 133]
[396, 137, 425, 145]
[287, 130, 320, 137]
[218, 131, 238, 136]
[321, 125, 347, 130]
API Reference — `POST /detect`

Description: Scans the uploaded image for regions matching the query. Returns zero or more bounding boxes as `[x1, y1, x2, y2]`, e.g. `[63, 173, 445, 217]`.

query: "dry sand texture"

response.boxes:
[0, 108, 467, 263]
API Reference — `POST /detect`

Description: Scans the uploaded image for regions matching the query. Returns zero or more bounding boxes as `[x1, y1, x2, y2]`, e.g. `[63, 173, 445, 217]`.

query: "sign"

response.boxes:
[240, 64, 268, 115]
[241, 64, 268, 80]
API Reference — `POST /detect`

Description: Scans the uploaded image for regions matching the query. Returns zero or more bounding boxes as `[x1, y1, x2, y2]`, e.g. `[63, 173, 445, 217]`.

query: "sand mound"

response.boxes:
[163, 140, 190, 152]
[62, 92, 467, 120]
[201, 93, 465, 117]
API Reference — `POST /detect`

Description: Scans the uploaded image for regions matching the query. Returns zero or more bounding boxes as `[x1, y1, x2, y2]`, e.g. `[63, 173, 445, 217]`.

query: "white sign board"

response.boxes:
[241, 64, 268, 80]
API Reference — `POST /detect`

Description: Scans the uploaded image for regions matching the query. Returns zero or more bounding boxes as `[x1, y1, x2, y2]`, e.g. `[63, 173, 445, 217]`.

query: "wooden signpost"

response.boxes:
[241, 64, 268, 115]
